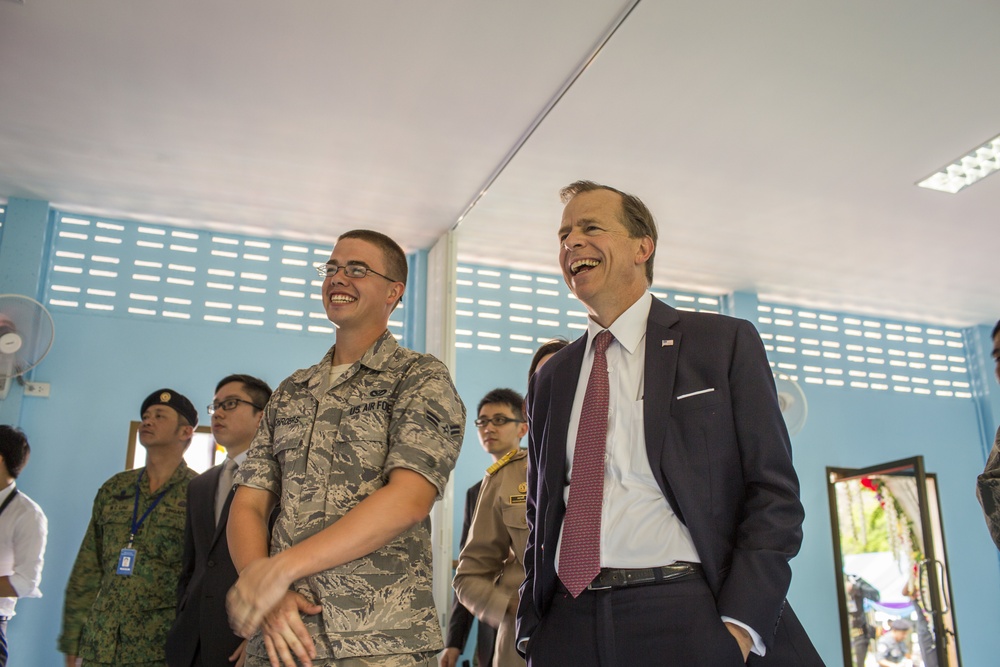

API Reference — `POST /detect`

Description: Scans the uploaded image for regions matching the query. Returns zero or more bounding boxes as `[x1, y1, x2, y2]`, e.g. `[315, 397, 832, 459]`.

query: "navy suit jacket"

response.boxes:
[165, 463, 243, 667]
[516, 297, 823, 665]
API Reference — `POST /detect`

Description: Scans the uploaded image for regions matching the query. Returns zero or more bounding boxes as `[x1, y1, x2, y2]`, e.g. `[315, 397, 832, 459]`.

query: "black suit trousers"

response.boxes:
[526, 577, 823, 667]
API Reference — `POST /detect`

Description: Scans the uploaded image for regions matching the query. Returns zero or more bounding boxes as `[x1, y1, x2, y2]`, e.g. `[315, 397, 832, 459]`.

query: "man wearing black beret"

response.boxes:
[59, 389, 199, 667]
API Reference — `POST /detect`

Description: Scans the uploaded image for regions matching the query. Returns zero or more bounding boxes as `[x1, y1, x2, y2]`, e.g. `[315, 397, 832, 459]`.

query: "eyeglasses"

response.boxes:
[316, 263, 398, 282]
[474, 416, 525, 428]
[207, 398, 262, 415]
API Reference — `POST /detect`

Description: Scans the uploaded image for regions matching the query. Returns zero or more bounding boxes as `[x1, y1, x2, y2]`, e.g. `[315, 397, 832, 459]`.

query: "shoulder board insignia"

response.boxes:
[486, 449, 518, 476]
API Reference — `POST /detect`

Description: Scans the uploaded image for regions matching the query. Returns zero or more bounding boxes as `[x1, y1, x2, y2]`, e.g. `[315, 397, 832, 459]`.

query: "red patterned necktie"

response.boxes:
[559, 329, 613, 597]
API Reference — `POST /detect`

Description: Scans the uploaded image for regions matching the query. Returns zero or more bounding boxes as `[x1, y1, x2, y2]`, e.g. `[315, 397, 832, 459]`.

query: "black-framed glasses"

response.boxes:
[474, 416, 525, 428]
[207, 398, 262, 415]
[315, 263, 398, 282]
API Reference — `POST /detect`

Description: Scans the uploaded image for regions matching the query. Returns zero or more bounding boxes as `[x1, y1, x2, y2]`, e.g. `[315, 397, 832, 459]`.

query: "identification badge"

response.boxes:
[117, 548, 137, 575]
[509, 494, 527, 504]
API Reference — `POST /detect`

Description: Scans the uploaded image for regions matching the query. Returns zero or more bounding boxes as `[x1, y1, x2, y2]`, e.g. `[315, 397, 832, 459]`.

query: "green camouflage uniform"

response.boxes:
[58, 462, 196, 666]
[237, 331, 465, 665]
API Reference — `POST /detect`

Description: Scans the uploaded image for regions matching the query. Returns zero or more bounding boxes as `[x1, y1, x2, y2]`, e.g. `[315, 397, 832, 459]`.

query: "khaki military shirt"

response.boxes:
[453, 449, 528, 667]
[58, 463, 195, 664]
[237, 330, 465, 661]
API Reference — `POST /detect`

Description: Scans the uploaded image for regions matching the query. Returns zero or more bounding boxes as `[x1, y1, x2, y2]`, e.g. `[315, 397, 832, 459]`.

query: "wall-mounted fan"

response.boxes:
[775, 375, 808, 436]
[0, 294, 55, 399]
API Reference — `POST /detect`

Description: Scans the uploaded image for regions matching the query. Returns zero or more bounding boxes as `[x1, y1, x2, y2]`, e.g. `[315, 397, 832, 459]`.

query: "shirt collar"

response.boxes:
[231, 450, 249, 468]
[585, 290, 651, 356]
[297, 329, 398, 398]
[0, 480, 15, 504]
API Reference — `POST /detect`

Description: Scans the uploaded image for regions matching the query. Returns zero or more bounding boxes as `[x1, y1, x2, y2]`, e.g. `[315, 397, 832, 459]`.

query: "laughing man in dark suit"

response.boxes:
[166, 374, 272, 667]
[515, 181, 822, 666]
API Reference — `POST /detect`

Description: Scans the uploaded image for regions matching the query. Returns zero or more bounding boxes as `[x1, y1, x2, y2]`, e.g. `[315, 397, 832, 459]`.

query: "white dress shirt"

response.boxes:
[557, 291, 764, 656]
[0, 481, 48, 618]
[557, 291, 700, 569]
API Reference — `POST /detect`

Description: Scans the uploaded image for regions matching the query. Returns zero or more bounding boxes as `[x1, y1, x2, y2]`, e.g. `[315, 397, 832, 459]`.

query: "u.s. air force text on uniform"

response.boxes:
[236, 331, 465, 663]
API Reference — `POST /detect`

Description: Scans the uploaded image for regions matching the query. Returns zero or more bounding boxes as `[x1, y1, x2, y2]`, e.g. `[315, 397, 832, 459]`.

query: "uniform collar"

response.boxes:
[297, 329, 398, 398]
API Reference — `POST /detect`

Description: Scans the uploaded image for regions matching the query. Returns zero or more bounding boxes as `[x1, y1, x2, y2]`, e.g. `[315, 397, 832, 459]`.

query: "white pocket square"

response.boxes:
[676, 388, 715, 400]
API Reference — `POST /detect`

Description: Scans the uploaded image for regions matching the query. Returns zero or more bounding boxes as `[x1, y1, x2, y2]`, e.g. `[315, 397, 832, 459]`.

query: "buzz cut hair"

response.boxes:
[337, 229, 408, 287]
[559, 180, 658, 285]
[477, 388, 526, 422]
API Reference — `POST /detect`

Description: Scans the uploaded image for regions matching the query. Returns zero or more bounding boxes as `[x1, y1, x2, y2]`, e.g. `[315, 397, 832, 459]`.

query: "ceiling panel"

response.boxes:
[455, 2, 1000, 325]
[0, 0, 632, 248]
[2, 0, 998, 326]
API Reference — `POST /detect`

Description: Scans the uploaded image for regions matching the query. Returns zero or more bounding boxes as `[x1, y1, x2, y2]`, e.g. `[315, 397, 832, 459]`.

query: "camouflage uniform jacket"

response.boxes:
[58, 462, 196, 663]
[237, 330, 466, 661]
[453, 449, 528, 667]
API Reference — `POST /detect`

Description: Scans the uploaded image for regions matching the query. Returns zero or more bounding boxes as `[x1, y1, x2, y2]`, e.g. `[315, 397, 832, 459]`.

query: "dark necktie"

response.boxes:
[559, 329, 613, 597]
[215, 458, 237, 525]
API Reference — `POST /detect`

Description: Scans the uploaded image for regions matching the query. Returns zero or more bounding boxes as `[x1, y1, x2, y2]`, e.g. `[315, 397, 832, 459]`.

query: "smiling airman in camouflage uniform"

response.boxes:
[239, 332, 464, 663]
[227, 230, 465, 667]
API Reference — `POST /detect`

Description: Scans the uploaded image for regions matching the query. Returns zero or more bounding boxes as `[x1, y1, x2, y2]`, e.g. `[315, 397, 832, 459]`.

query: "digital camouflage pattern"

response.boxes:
[245, 650, 439, 667]
[454, 450, 528, 667]
[237, 330, 466, 661]
[58, 462, 195, 664]
[977, 425, 1000, 550]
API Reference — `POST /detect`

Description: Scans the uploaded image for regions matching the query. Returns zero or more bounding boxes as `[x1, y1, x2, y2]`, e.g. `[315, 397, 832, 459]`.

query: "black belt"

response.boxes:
[584, 562, 703, 591]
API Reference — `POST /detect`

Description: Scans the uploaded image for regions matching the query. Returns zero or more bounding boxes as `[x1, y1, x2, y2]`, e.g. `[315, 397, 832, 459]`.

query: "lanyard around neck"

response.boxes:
[0, 488, 18, 519]
[129, 470, 172, 547]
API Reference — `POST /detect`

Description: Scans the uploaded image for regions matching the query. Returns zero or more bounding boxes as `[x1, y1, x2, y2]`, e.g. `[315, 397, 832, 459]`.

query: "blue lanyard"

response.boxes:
[128, 469, 172, 548]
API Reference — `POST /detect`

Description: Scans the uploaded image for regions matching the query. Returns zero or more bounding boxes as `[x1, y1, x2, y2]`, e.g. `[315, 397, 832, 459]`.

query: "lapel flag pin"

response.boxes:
[662, 340, 674, 347]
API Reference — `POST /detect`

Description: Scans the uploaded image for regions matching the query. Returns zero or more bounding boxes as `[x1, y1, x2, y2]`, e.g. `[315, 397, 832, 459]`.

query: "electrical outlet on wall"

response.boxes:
[24, 382, 51, 398]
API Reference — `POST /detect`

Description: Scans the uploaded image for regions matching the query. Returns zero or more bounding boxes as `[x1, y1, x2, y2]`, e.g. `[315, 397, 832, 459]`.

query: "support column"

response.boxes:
[423, 231, 458, 630]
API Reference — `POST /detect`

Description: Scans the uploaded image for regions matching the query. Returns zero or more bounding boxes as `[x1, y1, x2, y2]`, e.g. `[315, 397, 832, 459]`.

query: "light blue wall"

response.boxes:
[1, 204, 426, 666]
[3, 200, 998, 666]
[783, 381, 997, 665]
[0, 198, 52, 425]
[11, 310, 333, 664]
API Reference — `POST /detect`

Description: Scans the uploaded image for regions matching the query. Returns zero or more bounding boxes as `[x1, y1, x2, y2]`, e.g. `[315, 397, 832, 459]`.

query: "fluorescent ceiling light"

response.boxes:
[917, 133, 1000, 194]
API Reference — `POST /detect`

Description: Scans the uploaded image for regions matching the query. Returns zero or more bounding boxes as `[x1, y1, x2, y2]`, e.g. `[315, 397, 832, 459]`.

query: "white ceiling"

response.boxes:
[1, 1, 998, 326]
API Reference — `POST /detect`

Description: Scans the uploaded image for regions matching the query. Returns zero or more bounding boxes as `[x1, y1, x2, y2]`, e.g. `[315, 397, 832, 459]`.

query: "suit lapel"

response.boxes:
[191, 465, 221, 549]
[540, 336, 585, 500]
[643, 298, 686, 521]
[210, 486, 235, 550]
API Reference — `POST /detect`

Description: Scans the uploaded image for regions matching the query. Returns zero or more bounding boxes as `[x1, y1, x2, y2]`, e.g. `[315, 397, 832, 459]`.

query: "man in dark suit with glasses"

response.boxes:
[166, 374, 272, 667]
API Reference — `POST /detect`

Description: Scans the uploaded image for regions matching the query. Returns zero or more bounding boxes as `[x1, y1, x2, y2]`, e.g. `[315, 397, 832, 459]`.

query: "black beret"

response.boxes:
[140, 388, 198, 428]
[889, 619, 912, 631]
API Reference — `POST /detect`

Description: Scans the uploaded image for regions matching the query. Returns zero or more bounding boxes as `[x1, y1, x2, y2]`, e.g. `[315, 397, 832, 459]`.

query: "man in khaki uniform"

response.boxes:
[226, 229, 465, 667]
[454, 388, 529, 667]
